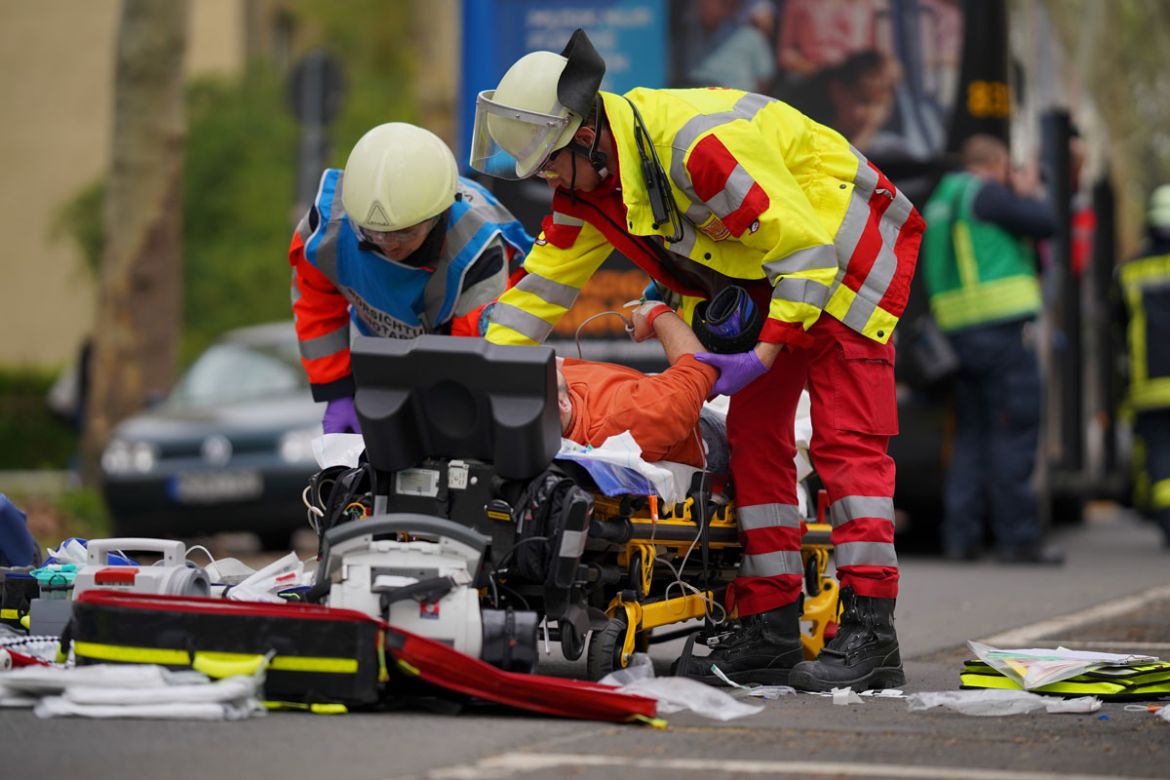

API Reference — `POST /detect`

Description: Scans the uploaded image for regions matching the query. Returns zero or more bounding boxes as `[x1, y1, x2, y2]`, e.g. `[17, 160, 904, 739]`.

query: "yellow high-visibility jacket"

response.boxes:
[486, 87, 923, 348]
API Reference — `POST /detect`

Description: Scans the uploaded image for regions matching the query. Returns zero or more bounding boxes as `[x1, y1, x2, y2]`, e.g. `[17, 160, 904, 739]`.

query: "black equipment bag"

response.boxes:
[68, 590, 386, 706]
[0, 567, 38, 630]
[511, 467, 593, 587]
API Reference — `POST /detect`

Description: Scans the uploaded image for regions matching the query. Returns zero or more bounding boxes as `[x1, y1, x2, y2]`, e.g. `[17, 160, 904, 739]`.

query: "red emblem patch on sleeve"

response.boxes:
[540, 213, 583, 249]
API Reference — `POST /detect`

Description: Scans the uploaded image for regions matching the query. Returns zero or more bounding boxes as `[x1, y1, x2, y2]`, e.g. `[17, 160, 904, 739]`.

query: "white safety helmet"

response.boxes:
[341, 123, 458, 232]
[470, 29, 606, 180]
[1149, 184, 1170, 231]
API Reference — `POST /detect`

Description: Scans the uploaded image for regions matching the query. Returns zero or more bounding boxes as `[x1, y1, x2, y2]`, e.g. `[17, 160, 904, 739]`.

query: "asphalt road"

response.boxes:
[4, 504, 1170, 780]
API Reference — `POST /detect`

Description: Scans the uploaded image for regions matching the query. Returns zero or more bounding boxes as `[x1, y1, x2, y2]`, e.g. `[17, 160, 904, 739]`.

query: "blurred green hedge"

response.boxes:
[0, 368, 77, 470]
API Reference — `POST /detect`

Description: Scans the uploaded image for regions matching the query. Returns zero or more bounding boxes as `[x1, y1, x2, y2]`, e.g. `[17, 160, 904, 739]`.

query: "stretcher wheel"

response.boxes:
[585, 614, 629, 680]
[804, 553, 821, 597]
[560, 620, 585, 662]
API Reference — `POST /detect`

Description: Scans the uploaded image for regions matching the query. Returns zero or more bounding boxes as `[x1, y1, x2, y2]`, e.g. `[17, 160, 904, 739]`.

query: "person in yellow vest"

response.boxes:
[470, 29, 924, 691]
[1116, 185, 1170, 549]
[922, 135, 1064, 564]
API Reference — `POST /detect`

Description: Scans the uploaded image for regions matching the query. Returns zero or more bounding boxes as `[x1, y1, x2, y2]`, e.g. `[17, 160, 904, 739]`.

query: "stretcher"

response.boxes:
[310, 334, 839, 680]
[561, 462, 838, 680]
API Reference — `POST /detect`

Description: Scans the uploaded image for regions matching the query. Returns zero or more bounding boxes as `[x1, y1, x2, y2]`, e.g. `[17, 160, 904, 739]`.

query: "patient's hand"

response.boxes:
[631, 301, 671, 342]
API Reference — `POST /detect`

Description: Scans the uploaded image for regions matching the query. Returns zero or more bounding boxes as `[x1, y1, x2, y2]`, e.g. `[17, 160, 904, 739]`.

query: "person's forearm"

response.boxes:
[653, 312, 704, 365]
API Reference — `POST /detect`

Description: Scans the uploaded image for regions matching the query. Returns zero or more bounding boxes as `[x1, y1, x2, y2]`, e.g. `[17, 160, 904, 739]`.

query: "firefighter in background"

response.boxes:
[470, 29, 923, 691]
[288, 123, 533, 433]
[1117, 185, 1170, 549]
[921, 135, 1064, 564]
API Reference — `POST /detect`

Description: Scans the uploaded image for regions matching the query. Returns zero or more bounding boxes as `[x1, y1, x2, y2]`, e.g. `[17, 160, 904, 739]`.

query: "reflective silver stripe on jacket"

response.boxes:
[772, 276, 832, 309]
[738, 503, 802, 533]
[828, 495, 896, 528]
[519, 271, 581, 309]
[763, 244, 839, 283]
[834, 541, 899, 569]
[552, 211, 585, 227]
[305, 171, 348, 284]
[830, 147, 916, 330]
[490, 302, 554, 342]
[422, 182, 513, 325]
[297, 325, 350, 361]
[668, 92, 775, 215]
[739, 550, 804, 578]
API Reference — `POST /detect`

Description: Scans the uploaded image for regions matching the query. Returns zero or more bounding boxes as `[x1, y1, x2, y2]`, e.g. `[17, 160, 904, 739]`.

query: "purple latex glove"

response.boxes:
[322, 396, 361, 434]
[694, 350, 769, 396]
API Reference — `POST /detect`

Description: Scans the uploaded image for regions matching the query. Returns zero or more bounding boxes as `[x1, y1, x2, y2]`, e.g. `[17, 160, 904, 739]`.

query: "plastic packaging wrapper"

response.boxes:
[312, 433, 366, 469]
[225, 552, 307, 602]
[598, 653, 764, 721]
[907, 689, 1101, 716]
[45, 537, 135, 567]
[832, 687, 864, 705]
[968, 640, 1157, 690]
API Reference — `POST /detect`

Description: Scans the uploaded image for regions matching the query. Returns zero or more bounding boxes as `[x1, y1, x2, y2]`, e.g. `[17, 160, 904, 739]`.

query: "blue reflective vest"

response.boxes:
[302, 170, 532, 337]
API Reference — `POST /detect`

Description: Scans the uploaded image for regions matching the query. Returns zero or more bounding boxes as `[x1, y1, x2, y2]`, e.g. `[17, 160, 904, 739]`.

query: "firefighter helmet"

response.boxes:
[470, 29, 605, 180]
[341, 123, 458, 232]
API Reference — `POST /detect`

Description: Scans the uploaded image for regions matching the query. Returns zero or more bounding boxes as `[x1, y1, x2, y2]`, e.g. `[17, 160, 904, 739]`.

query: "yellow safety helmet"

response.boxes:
[470, 29, 606, 180]
[341, 123, 458, 232]
[1149, 184, 1170, 231]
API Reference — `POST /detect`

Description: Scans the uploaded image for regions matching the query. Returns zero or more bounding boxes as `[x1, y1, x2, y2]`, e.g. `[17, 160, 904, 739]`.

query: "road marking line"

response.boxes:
[977, 583, 1170, 647]
[421, 751, 1134, 780]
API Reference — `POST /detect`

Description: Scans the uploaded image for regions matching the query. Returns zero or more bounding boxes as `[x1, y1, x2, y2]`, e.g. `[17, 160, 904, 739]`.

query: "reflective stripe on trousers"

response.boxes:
[727, 316, 899, 616]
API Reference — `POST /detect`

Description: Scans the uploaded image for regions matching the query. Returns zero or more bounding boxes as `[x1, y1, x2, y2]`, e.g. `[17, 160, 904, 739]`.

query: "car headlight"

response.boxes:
[279, 425, 323, 464]
[101, 440, 158, 475]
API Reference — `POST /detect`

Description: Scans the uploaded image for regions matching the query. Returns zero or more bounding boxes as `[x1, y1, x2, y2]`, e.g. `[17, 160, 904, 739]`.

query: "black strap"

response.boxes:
[375, 576, 456, 607]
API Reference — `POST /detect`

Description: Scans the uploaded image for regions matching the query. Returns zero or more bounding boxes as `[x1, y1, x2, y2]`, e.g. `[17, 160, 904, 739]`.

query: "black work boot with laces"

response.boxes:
[671, 600, 804, 686]
[788, 587, 905, 691]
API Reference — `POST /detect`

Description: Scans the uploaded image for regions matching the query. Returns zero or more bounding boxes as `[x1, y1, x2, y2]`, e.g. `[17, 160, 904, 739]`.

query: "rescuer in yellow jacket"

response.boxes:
[1117, 185, 1170, 549]
[471, 29, 924, 691]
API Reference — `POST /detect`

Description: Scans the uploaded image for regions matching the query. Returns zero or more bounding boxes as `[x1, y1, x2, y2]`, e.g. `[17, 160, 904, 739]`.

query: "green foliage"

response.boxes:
[0, 369, 77, 470]
[53, 488, 112, 541]
[50, 178, 105, 278]
[181, 64, 300, 363]
[51, 3, 422, 368]
[293, 0, 420, 166]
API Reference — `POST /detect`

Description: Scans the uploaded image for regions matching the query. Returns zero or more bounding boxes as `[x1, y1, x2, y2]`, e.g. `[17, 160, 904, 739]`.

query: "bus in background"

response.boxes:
[458, 0, 1123, 547]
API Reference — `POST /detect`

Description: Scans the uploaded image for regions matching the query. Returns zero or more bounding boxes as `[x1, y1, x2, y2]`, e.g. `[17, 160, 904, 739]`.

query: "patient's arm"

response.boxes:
[631, 304, 704, 367]
[653, 311, 705, 366]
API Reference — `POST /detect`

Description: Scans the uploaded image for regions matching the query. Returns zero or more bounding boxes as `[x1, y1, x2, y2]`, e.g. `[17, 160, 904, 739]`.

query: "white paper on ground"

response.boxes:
[832, 687, 864, 705]
[598, 654, 763, 721]
[907, 689, 1101, 716]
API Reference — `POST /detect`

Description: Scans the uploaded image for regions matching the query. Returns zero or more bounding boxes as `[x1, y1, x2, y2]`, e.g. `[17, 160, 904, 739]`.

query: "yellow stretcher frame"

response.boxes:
[588, 490, 839, 673]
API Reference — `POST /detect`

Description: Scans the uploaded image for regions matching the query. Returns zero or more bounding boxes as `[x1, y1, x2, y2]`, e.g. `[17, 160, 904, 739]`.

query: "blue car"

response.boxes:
[100, 322, 323, 548]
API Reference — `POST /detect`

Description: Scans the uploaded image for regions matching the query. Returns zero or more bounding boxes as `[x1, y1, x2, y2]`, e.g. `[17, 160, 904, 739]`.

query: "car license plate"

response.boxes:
[171, 471, 263, 503]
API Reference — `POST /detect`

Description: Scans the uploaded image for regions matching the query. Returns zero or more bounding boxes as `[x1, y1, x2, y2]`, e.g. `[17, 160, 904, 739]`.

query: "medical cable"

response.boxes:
[573, 310, 633, 358]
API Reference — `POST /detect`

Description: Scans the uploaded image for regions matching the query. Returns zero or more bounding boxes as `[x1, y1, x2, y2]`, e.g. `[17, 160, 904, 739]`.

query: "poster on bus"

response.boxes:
[461, 0, 996, 361]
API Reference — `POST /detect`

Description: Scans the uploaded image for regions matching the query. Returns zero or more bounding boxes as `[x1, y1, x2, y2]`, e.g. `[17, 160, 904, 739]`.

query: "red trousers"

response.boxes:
[726, 315, 900, 616]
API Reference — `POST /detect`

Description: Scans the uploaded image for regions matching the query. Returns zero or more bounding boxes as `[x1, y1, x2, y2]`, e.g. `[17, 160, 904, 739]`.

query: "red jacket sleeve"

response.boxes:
[289, 232, 355, 401]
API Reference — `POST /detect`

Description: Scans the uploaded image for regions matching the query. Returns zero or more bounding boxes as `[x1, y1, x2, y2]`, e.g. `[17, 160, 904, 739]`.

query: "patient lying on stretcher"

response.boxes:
[555, 302, 729, 473]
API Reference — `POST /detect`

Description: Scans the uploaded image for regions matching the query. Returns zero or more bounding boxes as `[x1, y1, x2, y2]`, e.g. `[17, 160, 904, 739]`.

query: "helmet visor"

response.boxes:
[469, 90, 572, 180]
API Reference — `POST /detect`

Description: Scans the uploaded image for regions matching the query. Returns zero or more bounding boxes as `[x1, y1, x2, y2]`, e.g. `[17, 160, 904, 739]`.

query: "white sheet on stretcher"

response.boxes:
[555, 390, 814, 509]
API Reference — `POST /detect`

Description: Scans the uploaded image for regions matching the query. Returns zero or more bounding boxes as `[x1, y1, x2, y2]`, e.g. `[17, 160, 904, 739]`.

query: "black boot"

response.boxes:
[672, 601, 804, 686]
[788, 587, 905, 692]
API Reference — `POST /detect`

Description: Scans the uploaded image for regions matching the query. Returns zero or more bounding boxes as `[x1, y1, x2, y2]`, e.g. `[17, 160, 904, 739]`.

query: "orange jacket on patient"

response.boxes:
[560, 355, 718, 467]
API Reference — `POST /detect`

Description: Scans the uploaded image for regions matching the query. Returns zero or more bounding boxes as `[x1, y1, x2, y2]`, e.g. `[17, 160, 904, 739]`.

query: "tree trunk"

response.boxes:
[82, 0, 189, 484]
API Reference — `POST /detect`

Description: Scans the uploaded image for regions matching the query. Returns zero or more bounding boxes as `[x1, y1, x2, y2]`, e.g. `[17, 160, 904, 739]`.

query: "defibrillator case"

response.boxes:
[0, 567, 38, 630]
[69, 590, 387, 706]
